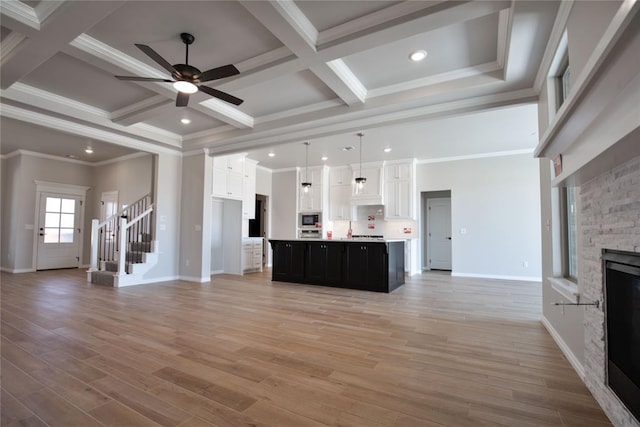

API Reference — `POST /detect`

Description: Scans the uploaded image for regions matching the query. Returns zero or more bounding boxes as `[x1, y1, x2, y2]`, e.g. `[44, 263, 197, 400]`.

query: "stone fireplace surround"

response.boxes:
[580, 154, 640, 426]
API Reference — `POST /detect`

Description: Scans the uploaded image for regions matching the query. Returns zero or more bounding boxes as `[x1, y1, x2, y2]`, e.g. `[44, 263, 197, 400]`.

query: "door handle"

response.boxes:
[39, 233, 45, 236]
[446, 237, 452, 240]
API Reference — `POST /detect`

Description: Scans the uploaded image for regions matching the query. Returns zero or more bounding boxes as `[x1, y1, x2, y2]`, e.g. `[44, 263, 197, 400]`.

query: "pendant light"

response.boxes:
[301, 141, 312, 193]
[355, 132, 366, 193]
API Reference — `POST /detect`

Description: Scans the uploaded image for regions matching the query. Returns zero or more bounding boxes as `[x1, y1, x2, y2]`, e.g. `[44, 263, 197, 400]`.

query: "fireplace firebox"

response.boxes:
[603, 249, 640, 422]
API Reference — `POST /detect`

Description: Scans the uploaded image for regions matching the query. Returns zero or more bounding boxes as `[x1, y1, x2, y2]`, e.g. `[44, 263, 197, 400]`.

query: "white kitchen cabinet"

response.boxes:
[351, 163, 383, 205]
[214, 154, 244, 174]
[329, 185, 353, 220]
[330, 167, 352, 186]
[384, 160, 415, 220]
[242, 159, 258, 219]
[242, 237, 263, 273]
[298, 166, 326, 212]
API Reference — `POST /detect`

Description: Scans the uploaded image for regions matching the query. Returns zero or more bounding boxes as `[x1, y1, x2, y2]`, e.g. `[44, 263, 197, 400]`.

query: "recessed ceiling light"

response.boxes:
[321, 156, 328, 161]
[85, 147, 94, 154]
[409, 50, 428, 62]
[342, 146, 354, 151]
[383, 147, 392, 153]
[181, 118, 191, 124]
[268, 152, 275, 157]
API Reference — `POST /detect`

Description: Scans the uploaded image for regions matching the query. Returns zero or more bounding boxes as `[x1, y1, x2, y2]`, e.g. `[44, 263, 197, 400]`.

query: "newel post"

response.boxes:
[89, 219, 99, 272]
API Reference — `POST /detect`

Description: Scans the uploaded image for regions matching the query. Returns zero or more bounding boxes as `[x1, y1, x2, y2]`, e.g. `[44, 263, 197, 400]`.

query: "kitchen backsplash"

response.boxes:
[329, 212, 417, 240]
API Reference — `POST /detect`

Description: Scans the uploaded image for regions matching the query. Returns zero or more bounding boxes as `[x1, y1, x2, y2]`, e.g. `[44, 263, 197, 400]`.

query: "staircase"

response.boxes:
[87, 195, 158, 287]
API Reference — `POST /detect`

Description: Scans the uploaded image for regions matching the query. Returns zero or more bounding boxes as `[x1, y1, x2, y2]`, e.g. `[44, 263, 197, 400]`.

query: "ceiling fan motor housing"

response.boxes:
[173, 64, 201, 82]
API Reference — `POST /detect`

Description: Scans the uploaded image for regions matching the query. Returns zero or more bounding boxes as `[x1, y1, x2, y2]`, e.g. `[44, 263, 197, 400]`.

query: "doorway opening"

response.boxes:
[421, 191, 452, 272]
[249, 194, 269, 267]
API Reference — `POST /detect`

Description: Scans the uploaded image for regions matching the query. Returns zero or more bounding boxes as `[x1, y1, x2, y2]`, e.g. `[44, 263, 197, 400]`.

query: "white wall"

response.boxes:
[145, 152, 182, 282]
[256, 166, 272, 196]
[417, 154, 542, 280]
[92, 154, 153, 211]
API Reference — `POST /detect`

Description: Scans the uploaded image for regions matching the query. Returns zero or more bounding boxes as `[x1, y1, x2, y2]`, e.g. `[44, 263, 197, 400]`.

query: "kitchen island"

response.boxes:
[269, 239, 405, 293]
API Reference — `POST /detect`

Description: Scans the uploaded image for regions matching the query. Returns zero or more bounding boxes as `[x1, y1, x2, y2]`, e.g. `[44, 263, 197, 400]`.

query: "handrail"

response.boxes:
[125, 205, 154, 230]
[98, 194, 151, 228]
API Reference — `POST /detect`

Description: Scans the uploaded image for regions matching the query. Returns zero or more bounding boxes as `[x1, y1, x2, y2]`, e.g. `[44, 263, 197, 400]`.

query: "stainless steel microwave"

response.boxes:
[300, 213, 320, 228]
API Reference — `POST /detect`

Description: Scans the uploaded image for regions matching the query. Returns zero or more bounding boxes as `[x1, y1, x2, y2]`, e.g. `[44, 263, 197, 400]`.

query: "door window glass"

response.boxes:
[43, 197, 76, 243]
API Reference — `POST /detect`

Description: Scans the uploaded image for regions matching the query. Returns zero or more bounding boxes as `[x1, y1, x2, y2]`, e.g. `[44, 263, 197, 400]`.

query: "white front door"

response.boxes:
[427, 197, 452, 270]
[36, 193, 82, 270]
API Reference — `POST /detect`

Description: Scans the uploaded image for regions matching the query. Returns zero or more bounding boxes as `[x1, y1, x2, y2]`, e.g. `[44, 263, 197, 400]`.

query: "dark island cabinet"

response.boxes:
[306, 242, 343, 285]
[269, 239, 405, 293]
[343, 243, 387, 291]
[272, 241, 306, 282]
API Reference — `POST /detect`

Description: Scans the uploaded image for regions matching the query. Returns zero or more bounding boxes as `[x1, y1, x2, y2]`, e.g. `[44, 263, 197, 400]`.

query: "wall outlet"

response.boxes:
[185, 259, 190, 267]
[460, 228, 467, 234]
[522, 261, 529, 268]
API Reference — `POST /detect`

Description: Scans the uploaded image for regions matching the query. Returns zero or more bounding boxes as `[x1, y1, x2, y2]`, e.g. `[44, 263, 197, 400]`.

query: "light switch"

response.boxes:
[460, 228, 467, 234]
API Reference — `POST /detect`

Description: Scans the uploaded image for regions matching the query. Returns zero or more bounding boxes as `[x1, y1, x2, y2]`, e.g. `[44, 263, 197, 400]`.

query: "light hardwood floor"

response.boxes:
[1, 269, 610, 426]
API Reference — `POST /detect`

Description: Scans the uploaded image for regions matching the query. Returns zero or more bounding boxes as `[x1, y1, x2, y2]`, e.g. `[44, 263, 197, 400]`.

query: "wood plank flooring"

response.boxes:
[1, 269, 610, 426]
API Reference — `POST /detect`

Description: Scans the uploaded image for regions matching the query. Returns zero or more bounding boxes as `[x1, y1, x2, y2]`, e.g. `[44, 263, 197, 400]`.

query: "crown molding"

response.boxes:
[273, 0, 318, 48]
[111, 95, 171, 124]
[34, 0, 65, 25]
[93, 151, 151, 167]
[70, 33, 166, 79]
[254, 99, 344, 125]
[325, 59, 367, 103]
[235, 46, 293, 73]
[0, 31, 28, 66]
[198, 98, 254, 129]
[0, 0, 40, 30]
[417, 148, 534, 164]
[496, 6, 514, 79]
[14, 149, 94, 166]
[318, 1, 446, 46]
[367, 61, 502, 99]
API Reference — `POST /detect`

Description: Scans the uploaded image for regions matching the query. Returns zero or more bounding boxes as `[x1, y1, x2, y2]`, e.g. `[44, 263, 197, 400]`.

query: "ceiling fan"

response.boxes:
[115, 32, 243, 107]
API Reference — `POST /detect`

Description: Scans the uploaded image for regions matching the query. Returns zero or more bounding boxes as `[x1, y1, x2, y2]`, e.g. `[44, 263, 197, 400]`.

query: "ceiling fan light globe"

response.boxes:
[173, 81, 198, 94]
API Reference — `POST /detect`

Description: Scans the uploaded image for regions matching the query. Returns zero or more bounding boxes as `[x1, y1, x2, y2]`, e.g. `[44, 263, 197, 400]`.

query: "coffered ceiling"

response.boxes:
[0, 0, 563, 168]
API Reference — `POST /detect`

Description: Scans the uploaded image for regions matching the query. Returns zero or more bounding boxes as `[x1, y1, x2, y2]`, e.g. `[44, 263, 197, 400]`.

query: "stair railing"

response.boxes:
[89, 194, 153, 274]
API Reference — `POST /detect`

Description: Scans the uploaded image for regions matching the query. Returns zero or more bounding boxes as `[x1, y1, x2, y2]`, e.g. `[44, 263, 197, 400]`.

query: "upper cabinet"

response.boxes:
[242, 159, 258, 220]
[329, 166, 353, 221]
[351, 162, 383, 205]
[298, 166, 328, 212]
[384, 160, 416, 220]
[212, 154, 258, 219]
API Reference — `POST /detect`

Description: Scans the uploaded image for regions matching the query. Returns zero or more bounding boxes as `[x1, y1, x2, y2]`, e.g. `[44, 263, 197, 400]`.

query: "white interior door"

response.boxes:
[100, 191, 119, 221]
[427, 198, 452, 270]
[36, 193, 82, 270]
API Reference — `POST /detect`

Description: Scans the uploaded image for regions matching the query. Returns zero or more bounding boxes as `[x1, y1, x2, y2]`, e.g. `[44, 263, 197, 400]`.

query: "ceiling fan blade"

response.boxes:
[196, 64, 240, 82]
[198, 85, 243, 106]
[115, 76, 173, 82]
[135, 43, 177, 75]
[176, 92, 190, 107]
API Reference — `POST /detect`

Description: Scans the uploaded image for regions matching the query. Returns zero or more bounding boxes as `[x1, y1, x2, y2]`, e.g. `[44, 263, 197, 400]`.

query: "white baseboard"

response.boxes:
[211, 269, 224, 275]
[1, 267, 36, 273]
[452, 272, 542, 282]
[541, 315, 585, 380]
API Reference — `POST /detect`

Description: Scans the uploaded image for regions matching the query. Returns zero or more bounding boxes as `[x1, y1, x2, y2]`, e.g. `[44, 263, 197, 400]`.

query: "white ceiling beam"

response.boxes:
[1, 83, 182, 148]
[66, 34, 254, 129]
[0, 1, 126, 89]
[190, 88, 537, 156]
[1, 103, 180, 155]
[240, 0, 366, 106]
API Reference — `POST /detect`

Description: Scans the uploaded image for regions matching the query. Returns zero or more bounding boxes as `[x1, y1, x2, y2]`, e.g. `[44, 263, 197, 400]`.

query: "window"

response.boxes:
[44, 197, 76, 243]
[557, 59, 571, 110]
[562, 186, 578, 281]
